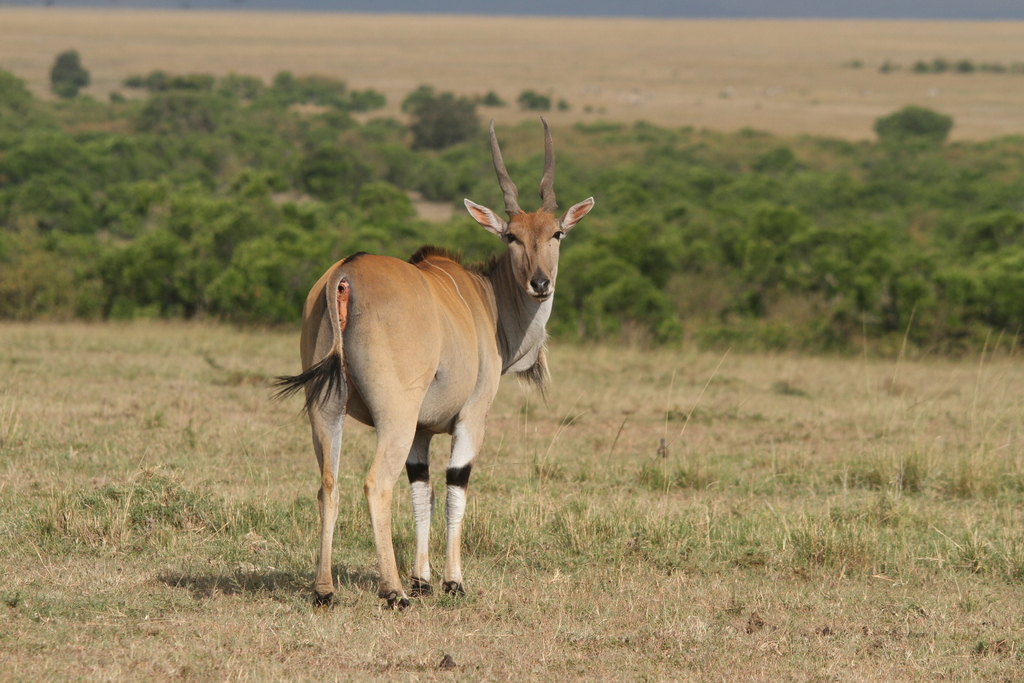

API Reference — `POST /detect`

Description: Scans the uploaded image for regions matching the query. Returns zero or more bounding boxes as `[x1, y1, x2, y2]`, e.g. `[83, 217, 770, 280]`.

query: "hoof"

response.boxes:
[442, 581, 465, 597]
[382, 591, 410, 610]
[410, 577, 433, 597]
[313, 591, 334, 607]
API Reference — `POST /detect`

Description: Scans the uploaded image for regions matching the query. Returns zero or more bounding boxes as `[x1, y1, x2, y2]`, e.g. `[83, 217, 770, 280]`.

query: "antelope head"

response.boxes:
[465, 118, 594, 303]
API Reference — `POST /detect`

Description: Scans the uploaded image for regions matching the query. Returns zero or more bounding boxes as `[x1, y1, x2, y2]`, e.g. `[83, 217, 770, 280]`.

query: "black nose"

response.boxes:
[530, 277, 551, 294]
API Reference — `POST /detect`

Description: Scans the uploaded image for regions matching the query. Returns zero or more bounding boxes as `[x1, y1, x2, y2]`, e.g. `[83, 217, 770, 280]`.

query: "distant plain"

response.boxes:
[2, 8, 1024, 139]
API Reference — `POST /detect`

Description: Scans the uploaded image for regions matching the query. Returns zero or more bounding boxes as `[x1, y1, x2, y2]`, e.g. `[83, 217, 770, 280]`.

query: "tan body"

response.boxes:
[276, 119, 594, 607]
[303, 252, 501, 434]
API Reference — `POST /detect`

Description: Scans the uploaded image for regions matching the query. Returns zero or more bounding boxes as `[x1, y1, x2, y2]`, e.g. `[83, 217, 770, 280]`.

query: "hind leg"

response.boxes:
[406, 429, 434, 597]
[365, 419, 419, 609]
[309, 394, 346, 605]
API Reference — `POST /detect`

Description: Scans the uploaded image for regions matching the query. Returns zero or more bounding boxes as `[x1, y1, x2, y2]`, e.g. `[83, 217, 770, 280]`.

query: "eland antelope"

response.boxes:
[275, 118, 594, 608]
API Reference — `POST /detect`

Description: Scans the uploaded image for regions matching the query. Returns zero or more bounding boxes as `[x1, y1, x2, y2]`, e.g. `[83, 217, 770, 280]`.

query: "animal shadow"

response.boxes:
[158, 565, 376, 600]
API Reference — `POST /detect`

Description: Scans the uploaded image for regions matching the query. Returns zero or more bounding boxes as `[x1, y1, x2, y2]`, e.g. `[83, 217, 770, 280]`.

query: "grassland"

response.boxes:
[1, 321, 1022, 680]
[3, 8, 1024, 139]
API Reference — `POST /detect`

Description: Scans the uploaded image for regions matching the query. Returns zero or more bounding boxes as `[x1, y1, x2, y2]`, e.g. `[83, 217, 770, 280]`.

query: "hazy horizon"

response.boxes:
[3, 0, 1024, 20]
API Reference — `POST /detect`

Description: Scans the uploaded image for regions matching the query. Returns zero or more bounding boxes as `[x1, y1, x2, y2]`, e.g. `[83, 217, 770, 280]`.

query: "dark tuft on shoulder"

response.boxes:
[409, 244, 502, 276]
[409, 245, 462, 265]
[343, 251, 369, 264]
[466, 254, 501, 276]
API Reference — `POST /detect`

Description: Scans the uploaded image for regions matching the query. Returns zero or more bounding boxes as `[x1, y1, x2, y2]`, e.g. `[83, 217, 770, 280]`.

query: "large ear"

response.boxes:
[560, 197, 595, 233]
[464, 199, 507, 237]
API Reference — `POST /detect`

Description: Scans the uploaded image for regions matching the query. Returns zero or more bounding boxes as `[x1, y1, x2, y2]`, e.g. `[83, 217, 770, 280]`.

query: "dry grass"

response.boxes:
[1, 321, 1023, 680]
[3, 8, 1024, 139]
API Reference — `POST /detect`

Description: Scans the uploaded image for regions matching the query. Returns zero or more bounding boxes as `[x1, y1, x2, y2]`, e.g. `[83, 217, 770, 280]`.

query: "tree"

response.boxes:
[50, 50, 90, 99]
[480, 91, 505, 107]
[401, 85, 479, 150]
[0, 68, 37, 134]
[299, 144, 371, 200]
[874, 105, 953, 145]
[0, 68, 33, 112]
[218, 73, 265, 100]
[135, 91, 232, 134]
[517, 90, 550, 111]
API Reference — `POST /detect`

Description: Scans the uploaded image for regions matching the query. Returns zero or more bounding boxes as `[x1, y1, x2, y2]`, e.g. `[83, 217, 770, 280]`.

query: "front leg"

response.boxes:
[443, 420, 483, 596]
[405, 429, 434, 597]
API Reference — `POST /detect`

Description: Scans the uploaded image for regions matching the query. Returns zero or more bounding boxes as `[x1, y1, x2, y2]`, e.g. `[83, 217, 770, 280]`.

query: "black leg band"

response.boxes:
[406, 462, 429, 484]
[446, 464, 472, 488]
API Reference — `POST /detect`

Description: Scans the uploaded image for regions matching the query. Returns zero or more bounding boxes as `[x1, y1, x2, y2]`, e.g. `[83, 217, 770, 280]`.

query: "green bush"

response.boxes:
[874, 106, 953, 145]
[752, 146, 797, 173]
[348, 89, 386, 112]
[555, 244, 681, 342]
[101, 228, 189, 317]
[206, 228, 332, 323]
[0, 131, 96, 184]
[975, 248, 1024, 327]
[299, 144, 371, 200]
[958, 211, 1024, 256]
[134, 91, 234, 134]
[357, 181, 414, 225]
[0, 68, 34, 114]
[955, 59, 976, 74]
[218, 73, 265, 99]
[402, 85, 480, 150]
[260, 72, 383, 112]
[269, 71, 345, 106]
[480, 91, 505, 107]
[413, 157, 458, 201]
[50, 50, 90, 99]
[124, 71, 215, 92]
[517, 90, 551, 111]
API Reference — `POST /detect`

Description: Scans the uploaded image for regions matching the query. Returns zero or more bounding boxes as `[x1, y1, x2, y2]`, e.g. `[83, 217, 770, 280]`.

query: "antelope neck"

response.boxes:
[486, 252, 551, 375]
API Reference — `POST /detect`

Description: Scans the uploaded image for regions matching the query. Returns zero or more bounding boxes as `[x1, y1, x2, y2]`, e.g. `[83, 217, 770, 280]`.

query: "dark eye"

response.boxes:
[505, 233, 520, 245]
[553, 231, 564, 241]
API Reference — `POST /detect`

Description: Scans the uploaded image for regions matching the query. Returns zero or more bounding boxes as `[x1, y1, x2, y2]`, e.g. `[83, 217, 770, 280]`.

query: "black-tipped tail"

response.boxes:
[272, 353, 344, 413]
